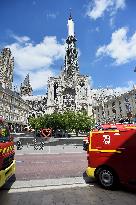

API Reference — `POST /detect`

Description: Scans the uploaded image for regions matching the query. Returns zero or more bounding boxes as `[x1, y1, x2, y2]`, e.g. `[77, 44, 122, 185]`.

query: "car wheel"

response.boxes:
[97, 167, 119, 189]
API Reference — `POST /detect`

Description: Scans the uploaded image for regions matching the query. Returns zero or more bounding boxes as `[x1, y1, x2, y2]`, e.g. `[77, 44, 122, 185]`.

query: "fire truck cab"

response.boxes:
[86, 123, 136, 189]
[0, 117, 15, 188]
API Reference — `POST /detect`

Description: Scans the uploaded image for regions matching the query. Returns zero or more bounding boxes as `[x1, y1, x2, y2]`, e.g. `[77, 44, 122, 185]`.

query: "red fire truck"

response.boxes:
[86, 123, 136, 189]
[0, 117, 16, 188]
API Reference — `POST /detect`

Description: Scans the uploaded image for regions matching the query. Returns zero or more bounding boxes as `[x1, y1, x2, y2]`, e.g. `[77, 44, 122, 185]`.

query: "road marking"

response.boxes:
[61, 160, 71, 163]
[48, 146, 50, 153]
[16, 160, 24, 163]
[31, 161, 47, 164]
[7, 184, 93, 193]
[16, 152, 84, 156]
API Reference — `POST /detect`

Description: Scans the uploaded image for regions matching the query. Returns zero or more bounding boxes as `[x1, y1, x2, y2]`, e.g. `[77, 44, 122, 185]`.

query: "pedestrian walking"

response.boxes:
[39, 141, 44, 150]
[17, 140, 22, 150]
[33, 138, 38, 150]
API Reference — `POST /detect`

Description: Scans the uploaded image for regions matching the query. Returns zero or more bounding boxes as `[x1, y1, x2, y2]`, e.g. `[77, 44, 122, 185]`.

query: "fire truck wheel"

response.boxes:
[97, 167, 119, 189]
[83, 171, 93, 183]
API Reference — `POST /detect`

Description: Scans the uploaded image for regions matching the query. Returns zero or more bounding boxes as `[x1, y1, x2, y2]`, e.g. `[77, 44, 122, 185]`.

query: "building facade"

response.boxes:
[0, 84, 31, 131]
[22, 95, 47, 117]
[93, 87, 136, 124]
[0, 48, 31, 131]
[46, 15, 92, 115]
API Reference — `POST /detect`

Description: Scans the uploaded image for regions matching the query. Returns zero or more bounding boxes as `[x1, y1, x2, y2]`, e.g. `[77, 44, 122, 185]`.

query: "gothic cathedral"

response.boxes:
[46, 14, 92, 115]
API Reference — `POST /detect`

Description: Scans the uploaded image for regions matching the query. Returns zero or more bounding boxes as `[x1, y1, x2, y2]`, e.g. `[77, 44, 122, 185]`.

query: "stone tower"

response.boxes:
[0, 48, 14, 89]
[64, 13, 79, 76]
[20, 74, 33, 96]
[46, 14, 92, 115]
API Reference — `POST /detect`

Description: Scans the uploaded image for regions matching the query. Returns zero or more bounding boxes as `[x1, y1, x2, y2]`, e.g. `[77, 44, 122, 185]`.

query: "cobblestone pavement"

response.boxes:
[1, 182, 136, 205]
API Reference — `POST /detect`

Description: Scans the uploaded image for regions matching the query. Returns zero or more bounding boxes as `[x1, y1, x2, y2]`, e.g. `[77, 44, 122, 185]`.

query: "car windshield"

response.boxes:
[0, 124, 10, 142]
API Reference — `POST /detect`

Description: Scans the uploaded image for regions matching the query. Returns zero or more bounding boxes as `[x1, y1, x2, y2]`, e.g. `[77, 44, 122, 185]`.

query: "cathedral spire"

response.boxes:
[20, 73, 33, 96]
[67, 12, 74, 37]
[69, 9, 72, 20]
[64, 13, 79, 76]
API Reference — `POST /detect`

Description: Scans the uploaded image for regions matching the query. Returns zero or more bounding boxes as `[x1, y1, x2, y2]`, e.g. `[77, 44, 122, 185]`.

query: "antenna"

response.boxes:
[69, 8, 72, 19]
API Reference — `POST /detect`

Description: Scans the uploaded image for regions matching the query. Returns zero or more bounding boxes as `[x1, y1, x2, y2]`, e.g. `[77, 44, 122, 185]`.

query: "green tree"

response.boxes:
[28, 117, 36, 129]
[28, 111, 95, 137]
[71, 112, 95, 136]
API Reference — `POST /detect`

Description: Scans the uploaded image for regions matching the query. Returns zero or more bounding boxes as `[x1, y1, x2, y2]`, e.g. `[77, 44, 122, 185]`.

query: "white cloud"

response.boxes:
[88, 76, 93, 88]
[7, 36, 65, 70]
[114, 81, 134, 95]
[86, 0, 125, 20]
[115, 0, 125, 9]
[6, 35, 65, 91]
[11, 34, 30, 43]
[29, 70, 54, 90]
[109, 17, 115, 28]
[96, 27, 136, 64]
[14, 69, 54, 91]
[92, 81, 135, 105]
[46, 12, 58, 19]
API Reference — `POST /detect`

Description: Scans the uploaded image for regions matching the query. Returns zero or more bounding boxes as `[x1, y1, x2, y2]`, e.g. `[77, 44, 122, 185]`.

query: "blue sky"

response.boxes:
[0, 0, 136, 95]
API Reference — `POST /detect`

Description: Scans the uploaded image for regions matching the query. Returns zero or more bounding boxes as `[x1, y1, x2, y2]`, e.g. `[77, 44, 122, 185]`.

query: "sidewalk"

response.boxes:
[3, 176, 89, 191]
[15, 144, 84, 155]
[1, 177, 136, 205]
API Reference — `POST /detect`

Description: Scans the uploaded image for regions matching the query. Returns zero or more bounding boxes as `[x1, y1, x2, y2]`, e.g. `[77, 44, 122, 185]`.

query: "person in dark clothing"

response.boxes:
[17, 140, 22, 150]
[0, 116, 10, 142]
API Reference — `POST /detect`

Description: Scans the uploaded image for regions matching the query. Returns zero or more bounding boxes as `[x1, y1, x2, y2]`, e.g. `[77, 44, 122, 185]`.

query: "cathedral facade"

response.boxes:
[20, 15, 92, 117]
[46, 15, 92, 115]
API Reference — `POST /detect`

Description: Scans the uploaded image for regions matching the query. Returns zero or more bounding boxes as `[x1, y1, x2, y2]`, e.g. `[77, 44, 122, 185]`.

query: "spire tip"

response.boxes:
[69, 8, 72, 20]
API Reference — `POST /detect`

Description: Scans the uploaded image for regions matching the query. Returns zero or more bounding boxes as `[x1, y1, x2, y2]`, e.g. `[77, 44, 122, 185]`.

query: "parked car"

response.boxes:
[54, 129, 70, 138]
[54, 129, 65, 138]
[24, 126, 35, 132]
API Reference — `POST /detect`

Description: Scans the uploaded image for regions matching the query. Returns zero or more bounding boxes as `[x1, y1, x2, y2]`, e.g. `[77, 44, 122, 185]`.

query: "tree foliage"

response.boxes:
[28, 111, 95, 135]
